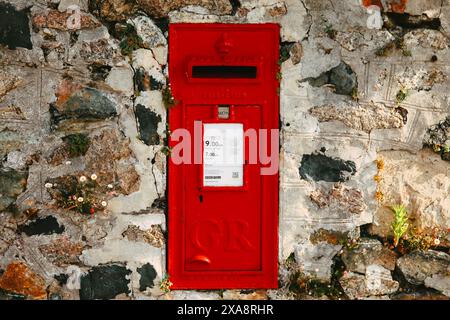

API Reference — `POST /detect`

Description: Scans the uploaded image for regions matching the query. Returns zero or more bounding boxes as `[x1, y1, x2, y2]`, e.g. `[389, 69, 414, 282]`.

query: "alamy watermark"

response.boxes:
[170, 121, 279, 176]
[66, 5, 81, 30]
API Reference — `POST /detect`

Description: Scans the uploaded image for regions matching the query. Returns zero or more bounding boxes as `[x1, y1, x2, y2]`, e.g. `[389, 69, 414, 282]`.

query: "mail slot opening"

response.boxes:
[192, 66, 257, 79]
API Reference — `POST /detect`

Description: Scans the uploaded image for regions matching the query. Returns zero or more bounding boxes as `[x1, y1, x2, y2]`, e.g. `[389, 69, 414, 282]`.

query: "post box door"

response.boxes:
[185, 105, 262, 272]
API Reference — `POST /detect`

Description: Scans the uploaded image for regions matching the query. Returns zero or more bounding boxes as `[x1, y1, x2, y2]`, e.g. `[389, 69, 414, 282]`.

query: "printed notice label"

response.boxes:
[203, 123, 244, 187]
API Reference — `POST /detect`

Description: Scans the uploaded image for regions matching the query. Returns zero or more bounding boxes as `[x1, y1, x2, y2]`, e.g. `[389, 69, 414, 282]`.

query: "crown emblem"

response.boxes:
[215, 33, 233, 55]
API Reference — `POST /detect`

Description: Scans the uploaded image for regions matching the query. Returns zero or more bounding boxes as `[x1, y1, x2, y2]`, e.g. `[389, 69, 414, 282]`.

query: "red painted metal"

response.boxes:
[168, 23, 280, 289]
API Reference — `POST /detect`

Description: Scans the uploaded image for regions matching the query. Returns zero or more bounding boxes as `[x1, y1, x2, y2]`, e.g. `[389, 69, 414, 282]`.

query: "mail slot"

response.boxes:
[168, 24, 280, 289]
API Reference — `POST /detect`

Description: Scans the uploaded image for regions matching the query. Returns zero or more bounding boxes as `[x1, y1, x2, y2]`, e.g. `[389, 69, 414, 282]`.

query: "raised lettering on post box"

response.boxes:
[168, 24, 280, 289]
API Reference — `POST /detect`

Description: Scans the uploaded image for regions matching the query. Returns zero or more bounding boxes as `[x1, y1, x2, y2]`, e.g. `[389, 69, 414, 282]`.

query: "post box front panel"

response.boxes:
[168, 24, 279, 289]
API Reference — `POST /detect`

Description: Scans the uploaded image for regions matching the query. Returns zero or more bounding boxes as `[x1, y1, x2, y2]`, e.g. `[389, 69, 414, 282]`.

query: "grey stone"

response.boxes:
[339, 266, 399, 299]
[80, 239, 164, 278]
[135, 104, 162, 146]
[397, 250, 450, 285]
[167, 290, 221, 300]
[370, 150, 450, 238]
[137, 263, 157, 291]
[424, 273, 450, 297]
[58, 0, 89, 12]
[300, 37, 341, 79]
[128, 16, 167, 49]
[131, 49, 165, 85]
[341, 238, 397, 274]
[105, 66, 134, 96]
[329, 63, 358, 96]
[0, 168, 28, 211]
[294, 241, 342, 282]
[18, 216, 65, 236]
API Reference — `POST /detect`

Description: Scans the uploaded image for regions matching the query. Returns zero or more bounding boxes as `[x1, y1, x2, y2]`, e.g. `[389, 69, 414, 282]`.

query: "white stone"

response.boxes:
[66, 265, 85, 290]
[151, 46, 168, 66]
[132, 49, 165, 85]
[80, 239, 164, 278]
[4, 150, 27, 170]
[128, 16, 167, 49]
[106, 66, 134, 96]
[280, 0, 309, 42]
[300, 37, 341, 79]
[106, 212, 166, 240]
[167, 291, 221, 300]
[77, 26, 110, 42]
[58, 0, 88, 12]
[425, 273, 450, 297]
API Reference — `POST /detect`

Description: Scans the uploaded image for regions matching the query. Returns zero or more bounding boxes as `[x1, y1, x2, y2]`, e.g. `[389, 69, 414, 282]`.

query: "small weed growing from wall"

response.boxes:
[374, 158, 384, 202]
[161, 146, 172, 156]
[160, 274, 173, 293]
[351, 87, 359, 101]
[324, 24, 337, 40]
[396, 226, 447, 254]
[432, 143, 450, 161]
[391, 204, 409, 247]
[375, 35, 411, 57]
[276, 71, 282, 81]
[119, 24, 144, 56]
[161, 123, 173, 157]
[46, 174, 113, 216]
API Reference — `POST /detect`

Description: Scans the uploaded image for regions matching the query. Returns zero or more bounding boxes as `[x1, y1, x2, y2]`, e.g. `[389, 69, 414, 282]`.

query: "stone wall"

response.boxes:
[0, 0, 449, 300]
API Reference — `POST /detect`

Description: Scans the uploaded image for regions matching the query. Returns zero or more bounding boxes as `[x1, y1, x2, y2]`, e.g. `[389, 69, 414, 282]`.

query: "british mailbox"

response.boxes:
[168, 24, 279, 289]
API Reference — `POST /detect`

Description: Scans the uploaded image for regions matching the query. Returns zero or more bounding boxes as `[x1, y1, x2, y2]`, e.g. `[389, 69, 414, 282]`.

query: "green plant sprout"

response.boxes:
[162, 85, 177, 109]
[395, 88, 408, 105]
[391, 204, 409, 247]
[119, 24, 144, 56]
[160, 274, 173, 293]
[63, 133, 90, 158]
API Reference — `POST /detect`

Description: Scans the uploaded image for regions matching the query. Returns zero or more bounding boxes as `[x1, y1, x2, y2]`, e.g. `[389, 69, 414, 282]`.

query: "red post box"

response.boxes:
[168, 23, 280, 289]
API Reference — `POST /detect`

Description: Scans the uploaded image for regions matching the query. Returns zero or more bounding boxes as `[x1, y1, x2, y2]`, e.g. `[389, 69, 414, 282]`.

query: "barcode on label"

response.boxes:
[232, 172, 239, 178]
[205, 176, 221, 180]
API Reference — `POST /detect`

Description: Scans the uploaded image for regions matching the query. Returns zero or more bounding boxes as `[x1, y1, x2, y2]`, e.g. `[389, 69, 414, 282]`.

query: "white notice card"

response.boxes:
[203, 123, 244, 187]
